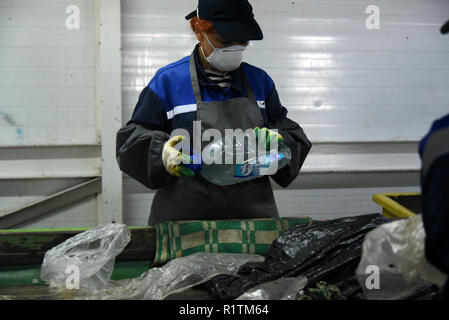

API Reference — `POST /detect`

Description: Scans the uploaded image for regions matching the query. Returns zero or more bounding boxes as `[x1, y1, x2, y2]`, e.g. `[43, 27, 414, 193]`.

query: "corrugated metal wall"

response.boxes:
[121, 0, 448, 224]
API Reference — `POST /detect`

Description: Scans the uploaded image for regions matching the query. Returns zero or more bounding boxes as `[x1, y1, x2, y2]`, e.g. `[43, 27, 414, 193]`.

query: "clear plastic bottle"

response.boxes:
[199, 133, 292, 186]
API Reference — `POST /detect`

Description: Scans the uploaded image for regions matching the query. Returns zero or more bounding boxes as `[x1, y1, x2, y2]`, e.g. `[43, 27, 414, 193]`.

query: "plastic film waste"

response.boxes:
[79, 252, 265, 300]
[40, 223, 131, 290]
[236, 276, 307, 300]
[356, 215, 448, 300]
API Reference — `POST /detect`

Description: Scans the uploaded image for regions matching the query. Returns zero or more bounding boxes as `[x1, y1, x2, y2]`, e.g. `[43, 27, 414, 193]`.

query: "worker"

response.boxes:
[419, 18, 449, 300]
[116, 0, 312, 225]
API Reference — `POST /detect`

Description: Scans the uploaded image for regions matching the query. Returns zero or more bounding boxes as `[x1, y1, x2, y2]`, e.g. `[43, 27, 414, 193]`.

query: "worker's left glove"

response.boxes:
[254, 127, 284, 150]
[162, 136, 195, 177]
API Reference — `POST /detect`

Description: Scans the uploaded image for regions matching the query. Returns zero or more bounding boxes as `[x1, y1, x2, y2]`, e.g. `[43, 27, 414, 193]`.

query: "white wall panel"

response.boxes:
[0, 0, 98, 146]
[248, 0, 449, 143]
[121, 0, 449, 142]
[0, 1, 102, 229]
[0, 146, 101, 179]
[119, 0, 446, 223]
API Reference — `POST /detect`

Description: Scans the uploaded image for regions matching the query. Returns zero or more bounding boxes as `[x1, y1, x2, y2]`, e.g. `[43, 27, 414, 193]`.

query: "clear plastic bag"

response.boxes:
[40, 223, 131, 290]
[236, 276, 307, 300]
[356, 215, 447, 300]
[79, 252, 265, 300]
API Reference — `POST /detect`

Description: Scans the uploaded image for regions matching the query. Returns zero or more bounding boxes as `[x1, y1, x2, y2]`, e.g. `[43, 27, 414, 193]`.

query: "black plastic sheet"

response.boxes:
[205, 214, 390, 300]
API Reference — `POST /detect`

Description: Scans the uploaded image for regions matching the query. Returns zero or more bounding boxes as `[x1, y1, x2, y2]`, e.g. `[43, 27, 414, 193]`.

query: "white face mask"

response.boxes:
[200, 33, 247, 72]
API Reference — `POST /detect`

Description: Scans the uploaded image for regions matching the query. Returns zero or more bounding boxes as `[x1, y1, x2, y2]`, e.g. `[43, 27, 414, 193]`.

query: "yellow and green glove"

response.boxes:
[162, 136, 195, 177]
[254, 127, 284, 150]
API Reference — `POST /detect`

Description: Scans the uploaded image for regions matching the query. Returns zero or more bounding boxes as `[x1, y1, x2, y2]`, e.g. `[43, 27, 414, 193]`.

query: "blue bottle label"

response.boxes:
[234, 162, 256, 178]
[234, 153, 285, 178]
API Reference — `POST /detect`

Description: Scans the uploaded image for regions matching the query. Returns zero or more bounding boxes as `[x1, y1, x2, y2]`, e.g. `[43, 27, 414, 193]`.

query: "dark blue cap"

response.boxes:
[185, 0, 263, 42]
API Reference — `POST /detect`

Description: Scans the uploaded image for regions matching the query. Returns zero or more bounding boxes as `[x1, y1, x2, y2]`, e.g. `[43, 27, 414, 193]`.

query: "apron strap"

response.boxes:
[189, 51, 203, 103]
[189, 49, 258, 105]
[240, 68, 258, 105]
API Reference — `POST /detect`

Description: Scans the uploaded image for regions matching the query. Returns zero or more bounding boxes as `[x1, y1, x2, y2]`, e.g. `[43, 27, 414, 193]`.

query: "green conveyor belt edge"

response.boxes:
[0, 260, 152, 287]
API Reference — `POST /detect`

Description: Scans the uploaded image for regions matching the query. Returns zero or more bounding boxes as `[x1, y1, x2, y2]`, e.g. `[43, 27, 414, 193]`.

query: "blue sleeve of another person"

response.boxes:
[419, 113, 449, 298]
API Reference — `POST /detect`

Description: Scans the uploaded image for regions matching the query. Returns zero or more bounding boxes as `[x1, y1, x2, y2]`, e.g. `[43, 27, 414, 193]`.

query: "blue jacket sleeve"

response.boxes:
[265, 85, 312, 188]
[419, 114, 449, 298]
[421, 153, 449, 276]
[116, 86, 172, 190]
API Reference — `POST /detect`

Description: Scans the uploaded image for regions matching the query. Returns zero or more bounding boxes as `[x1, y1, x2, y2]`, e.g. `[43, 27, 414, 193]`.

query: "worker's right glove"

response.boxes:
[162, 136, 195, 177]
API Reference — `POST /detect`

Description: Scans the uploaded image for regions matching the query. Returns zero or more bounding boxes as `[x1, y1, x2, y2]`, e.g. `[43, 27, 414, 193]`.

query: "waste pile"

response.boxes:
[39, 214, 444, 300]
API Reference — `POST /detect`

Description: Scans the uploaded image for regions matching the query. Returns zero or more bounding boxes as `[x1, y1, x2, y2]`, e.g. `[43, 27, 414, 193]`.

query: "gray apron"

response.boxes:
[148, 52, 280, 225]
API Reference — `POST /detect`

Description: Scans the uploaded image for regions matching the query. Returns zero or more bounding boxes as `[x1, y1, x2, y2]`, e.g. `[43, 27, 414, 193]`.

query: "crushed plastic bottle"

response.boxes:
[199, 132, 292, 186]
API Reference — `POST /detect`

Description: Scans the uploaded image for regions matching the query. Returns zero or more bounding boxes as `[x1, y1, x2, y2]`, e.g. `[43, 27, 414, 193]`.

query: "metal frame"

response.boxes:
[95, 0, 123, 224]
[0, 178, 101, 229]
[372, 192, 420, 218]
